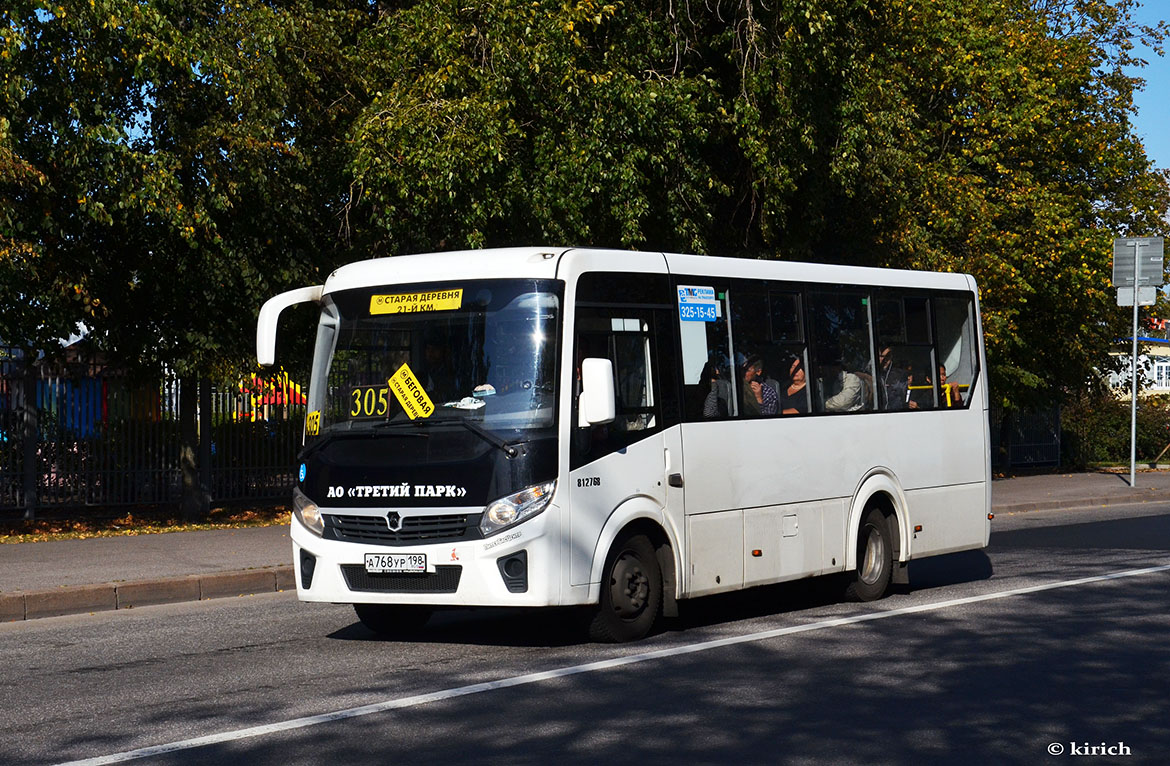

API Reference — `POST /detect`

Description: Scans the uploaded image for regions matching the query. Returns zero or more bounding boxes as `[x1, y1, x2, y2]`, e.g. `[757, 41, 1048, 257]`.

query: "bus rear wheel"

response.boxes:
[353, 603, 433, 637]
[844, 507, 892, 602]
[588, 533, 662, 643]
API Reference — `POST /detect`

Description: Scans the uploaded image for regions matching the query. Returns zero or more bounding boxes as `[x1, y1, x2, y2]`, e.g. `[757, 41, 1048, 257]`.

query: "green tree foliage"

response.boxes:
[841, 0, 1170, 407]
[2, 0, 1167, 411]
[343, 0, 1170, 408]
[0, 0, 364, 375]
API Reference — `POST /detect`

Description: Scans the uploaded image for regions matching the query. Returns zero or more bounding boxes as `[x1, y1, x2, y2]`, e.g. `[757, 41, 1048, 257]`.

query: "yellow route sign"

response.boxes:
[388, 364, 435, 420]
[370, 289, 463, 315]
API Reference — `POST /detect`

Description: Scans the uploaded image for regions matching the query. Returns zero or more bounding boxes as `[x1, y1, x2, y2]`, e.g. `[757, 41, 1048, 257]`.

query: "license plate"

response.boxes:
[364, 552, 426, 574]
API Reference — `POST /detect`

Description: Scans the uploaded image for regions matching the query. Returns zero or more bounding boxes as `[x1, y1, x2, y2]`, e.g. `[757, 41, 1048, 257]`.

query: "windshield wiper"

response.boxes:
[370, 419, 431, 432]
[299, 421, 428, 461]
[457, 419, 518, 458]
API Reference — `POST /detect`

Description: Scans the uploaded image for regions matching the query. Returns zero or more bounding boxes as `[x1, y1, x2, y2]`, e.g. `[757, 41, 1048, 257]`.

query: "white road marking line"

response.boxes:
[59, 562, 1170, 765]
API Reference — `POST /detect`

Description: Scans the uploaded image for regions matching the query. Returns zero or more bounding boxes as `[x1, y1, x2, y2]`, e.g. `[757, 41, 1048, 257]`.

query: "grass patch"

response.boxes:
[0, 505, 290, 544]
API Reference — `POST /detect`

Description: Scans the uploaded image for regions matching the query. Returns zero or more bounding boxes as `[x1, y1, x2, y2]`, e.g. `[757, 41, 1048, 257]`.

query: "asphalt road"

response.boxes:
[3, 503, 1169, 766]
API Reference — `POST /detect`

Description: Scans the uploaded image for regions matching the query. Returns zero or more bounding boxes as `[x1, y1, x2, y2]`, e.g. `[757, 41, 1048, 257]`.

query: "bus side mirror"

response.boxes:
[579, 358, 616, 427]
[256, 285, 324, 366]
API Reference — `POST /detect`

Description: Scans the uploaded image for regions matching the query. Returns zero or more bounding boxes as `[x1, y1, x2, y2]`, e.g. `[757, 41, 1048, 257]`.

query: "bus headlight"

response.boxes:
[293, 487, 324, 536]
[480, 481, 556, 537]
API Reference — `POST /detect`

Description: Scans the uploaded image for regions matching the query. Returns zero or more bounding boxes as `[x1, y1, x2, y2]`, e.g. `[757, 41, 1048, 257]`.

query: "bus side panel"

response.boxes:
[743, 501, 833, 587]
[686, 499, 845, 597]
[678, 406, 987, 592]
[903, 483, 990, 557]
[687, 510, 744, 597]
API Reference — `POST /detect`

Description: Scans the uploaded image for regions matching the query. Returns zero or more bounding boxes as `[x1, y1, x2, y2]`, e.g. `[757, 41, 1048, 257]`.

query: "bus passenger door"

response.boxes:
[568, 302, 675, 587]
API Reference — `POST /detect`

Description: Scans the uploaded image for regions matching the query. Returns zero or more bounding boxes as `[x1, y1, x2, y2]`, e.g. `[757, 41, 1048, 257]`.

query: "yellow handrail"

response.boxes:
[906, 383, 968, 407]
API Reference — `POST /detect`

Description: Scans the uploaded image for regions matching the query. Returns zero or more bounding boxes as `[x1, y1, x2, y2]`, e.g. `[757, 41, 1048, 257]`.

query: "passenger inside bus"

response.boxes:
[939, 364, 963, 407]
[906, 364, 932, 409]
[421, 338, 460, 402]
[739, 354, 778, 417]
[700, 359, 730, 418]
[877, 346, 911, 410]
[818, 348, 866, 413]
[779, 355, 808, 415]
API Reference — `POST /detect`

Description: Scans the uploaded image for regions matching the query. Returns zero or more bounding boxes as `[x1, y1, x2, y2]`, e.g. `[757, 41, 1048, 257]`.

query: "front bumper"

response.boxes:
[290, 505, 562, 607]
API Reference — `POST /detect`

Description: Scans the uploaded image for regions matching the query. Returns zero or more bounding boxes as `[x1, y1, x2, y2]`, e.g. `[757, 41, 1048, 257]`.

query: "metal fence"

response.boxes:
[0, 342, 1082, 511]
[0, 347, 305, 514]
[989, 405, 1062, 469]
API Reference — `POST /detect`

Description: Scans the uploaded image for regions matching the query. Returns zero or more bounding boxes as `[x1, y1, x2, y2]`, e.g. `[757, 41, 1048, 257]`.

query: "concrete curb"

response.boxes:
[993, 490, 1170, 515]
[1, 566, 296, 622]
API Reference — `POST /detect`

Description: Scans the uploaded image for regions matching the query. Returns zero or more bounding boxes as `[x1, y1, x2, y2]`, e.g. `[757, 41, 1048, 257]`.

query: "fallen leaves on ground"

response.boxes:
[0, 505, 290, 544]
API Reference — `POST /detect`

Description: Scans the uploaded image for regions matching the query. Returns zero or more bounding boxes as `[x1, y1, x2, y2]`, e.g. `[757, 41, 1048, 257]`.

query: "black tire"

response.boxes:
[587, 533, 663, 643]
[353, 603, 433, 637]
[844, 507, 892, 602]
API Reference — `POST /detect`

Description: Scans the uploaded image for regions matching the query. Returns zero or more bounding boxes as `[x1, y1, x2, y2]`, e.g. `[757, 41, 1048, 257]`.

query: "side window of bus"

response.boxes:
[934, 295, 977, 408]
[677, 280, 733, 420]
[769, 290, 809, 415]
[874, 293, 936, 411]
[612, 318, 656, 432]
[807, 291, 876, 414]
[727, 282, 808, 417]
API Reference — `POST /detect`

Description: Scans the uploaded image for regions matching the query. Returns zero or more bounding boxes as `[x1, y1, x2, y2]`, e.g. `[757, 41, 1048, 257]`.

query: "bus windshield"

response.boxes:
[307, 279, 561, 439]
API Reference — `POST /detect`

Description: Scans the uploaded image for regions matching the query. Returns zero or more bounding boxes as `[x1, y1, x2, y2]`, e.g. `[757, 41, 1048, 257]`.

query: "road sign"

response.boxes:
[1114, 235, 1165, 490]
[1117, 286, 1157, 306]
[1113, 237, 1164, 287]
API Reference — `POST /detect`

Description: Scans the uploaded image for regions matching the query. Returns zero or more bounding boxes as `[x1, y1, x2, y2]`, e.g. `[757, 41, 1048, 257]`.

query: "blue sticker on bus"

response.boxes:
[299, 464, 306, 483]
[678, 285, 718, 322]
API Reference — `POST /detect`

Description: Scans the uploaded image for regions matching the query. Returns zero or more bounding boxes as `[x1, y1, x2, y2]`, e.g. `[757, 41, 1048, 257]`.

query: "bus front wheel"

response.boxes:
[353, 603, 433, 637]
[844, 507, 892, 602]
[587, 533, 662, 643]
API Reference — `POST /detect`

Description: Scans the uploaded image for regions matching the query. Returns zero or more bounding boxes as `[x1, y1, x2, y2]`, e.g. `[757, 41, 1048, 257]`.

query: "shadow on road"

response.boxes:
[326, 550, 995, 647]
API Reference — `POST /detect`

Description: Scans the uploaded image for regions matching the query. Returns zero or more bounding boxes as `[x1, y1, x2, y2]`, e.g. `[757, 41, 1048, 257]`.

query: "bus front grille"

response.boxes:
[325, 513, 480, 546]
[340, 565, 462, 593]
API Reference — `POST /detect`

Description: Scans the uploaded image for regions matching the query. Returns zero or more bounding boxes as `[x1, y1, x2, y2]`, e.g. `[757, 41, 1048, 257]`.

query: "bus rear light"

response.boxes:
[751, 549, 763, 557]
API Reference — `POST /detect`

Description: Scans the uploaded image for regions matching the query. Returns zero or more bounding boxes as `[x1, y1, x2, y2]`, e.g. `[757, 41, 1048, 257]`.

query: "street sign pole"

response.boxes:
[1113, 236, 1164, 489]
[1131, 247, 1139, 488]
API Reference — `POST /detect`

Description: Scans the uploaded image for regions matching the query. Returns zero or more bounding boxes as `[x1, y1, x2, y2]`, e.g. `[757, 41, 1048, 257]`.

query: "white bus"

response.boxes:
[257, 247, 990, 642]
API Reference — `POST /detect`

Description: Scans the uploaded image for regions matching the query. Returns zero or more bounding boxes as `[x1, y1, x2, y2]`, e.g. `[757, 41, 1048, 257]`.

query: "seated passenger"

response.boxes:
[739, 354, 778, 417]
[701, 361, 731, 418]
[906, 365, 932, 409]
[877, 346, 910, 410]
[939, 365, 963, 408]
[819, 349, 866, 413]
[780, 355, 809, 415]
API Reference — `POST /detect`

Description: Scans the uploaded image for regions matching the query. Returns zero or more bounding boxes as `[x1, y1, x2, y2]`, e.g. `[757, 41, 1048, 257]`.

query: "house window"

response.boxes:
[1155, 361, 1170, 390]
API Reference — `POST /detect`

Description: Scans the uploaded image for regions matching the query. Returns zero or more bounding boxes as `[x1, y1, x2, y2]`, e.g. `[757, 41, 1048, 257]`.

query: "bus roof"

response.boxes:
[323, 248, 565, 295]
[321, 247, 977, 295]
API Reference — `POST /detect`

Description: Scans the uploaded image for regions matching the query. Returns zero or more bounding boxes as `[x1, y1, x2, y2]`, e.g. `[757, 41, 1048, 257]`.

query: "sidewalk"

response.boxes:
[4, 471, 1170, 622]
[990, 470, 1170, 513]
[1, 526, 293, 622]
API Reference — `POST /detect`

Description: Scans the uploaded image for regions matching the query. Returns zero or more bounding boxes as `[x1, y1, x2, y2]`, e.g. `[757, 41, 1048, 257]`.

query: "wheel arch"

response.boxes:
[585, 498, 680, 617]
[845, 469, 909, 573]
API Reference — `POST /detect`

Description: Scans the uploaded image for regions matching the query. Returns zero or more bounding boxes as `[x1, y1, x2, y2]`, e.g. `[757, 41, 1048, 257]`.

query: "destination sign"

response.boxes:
[370, 289, 463, 315]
